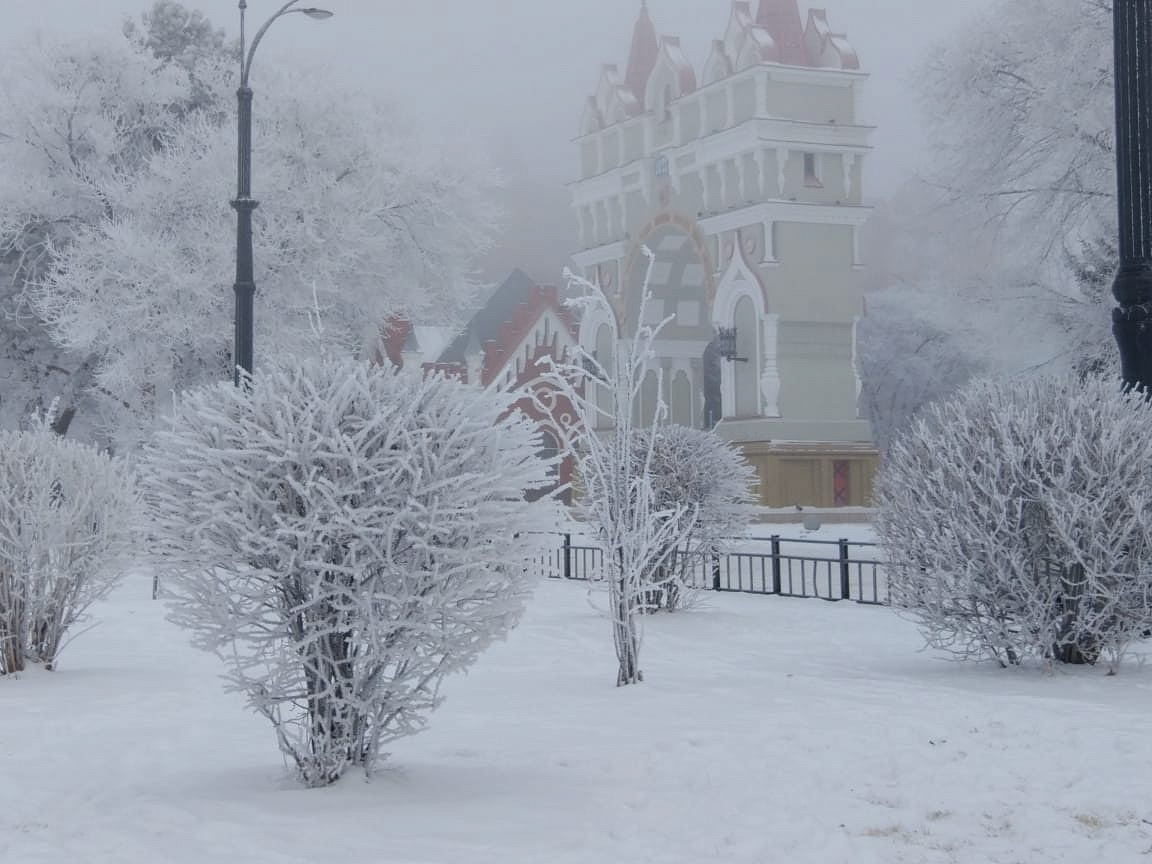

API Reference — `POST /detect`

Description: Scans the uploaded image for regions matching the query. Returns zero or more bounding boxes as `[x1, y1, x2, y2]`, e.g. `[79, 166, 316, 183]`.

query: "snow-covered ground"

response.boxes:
[3, 573, 1151, 863]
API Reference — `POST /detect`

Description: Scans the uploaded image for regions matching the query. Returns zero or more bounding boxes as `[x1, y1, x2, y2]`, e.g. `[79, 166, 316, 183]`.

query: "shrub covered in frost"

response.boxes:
[0, 414, 138, 675]
[875, 375, 1152, 669]
[634, 425, 758, 610]
[143, 356, 555, 786]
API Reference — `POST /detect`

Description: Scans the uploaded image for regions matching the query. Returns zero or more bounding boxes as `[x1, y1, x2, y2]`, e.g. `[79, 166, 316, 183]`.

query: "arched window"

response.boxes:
[538, 430, 560, 479]
[638, 369, 660, 427]
[525, 428, 562, 502]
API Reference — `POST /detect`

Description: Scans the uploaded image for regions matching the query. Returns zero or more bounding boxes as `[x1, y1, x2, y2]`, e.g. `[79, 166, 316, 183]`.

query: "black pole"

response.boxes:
[1112, 0, 1152, 392]
[232, 85, 259, 387]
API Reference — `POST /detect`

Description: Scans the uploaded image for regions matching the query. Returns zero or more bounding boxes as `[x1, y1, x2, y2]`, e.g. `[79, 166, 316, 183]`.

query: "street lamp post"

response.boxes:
[1112, 0, 1152, 392]
[232, 0, 333, 386]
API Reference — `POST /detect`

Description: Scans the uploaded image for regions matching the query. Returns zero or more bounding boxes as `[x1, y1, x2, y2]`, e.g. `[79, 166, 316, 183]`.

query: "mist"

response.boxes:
[7, 0, 989, 282]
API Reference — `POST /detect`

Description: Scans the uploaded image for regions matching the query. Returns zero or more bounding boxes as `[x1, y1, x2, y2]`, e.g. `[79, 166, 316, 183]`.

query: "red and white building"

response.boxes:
[379, 270, 579, 500]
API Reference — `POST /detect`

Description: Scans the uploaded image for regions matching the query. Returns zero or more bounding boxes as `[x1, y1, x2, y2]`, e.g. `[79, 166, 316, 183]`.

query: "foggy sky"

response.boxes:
[5, 0, 991, 282]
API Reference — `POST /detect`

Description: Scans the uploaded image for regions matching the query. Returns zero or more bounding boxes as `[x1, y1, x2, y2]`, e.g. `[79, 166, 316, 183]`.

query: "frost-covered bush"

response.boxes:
[634, 425, 758, 611]
[876, 375, 1152, 669]
[0, 414, 138, 675]
[539, 250, 697, 686]
[142, 356, 554, 786]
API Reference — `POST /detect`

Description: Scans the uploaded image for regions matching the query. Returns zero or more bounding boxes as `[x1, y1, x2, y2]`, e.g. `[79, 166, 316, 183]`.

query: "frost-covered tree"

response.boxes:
[540, 251, 696, 685]
[635, 425, 757, 611]
[0, 34, 196, 438]
[857, 281, 983, 448]
[1, 20, 500, 445]
[33, 61, 499, 446]
[142, 355, 554, 785]
[0, 411, 139, 674]
[922, 0, 1113, 259]
[875, 375, 1152, 670]
[907, 0, 1115, 373]
[124, 1, 231, 69]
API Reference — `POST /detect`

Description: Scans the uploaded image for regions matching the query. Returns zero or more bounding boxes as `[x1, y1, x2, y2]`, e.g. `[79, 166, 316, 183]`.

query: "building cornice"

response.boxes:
[698, 201, 872, 234]
[571, 241, 627, 269]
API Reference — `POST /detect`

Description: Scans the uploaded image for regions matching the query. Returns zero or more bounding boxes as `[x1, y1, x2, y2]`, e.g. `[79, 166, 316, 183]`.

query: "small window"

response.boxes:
[662, 84, 673, 124]
[538, 431, 560, 479]
[803, 153, 822, 187]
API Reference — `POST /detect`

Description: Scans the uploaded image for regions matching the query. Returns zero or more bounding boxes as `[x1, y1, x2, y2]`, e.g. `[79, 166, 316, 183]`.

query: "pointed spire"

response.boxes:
[625, 1, 660, 109]
[755, 0, 807, 66]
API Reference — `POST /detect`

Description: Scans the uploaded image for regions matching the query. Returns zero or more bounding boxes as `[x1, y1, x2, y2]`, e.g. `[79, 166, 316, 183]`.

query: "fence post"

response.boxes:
[770, 535, 782, 594]
[563, 533, 572, 580]
[711, 551, 721, 590]
[838, 538, 851, 601]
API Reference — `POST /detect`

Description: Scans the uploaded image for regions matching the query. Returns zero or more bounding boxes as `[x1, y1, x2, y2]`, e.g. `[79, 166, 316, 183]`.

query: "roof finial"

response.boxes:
[626, 0, 659, 107]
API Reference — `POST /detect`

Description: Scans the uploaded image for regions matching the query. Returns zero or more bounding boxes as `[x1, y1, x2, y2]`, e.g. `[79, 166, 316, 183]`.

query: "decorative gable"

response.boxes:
[804, 9, 860, 70]
[702, 40, 733, 87]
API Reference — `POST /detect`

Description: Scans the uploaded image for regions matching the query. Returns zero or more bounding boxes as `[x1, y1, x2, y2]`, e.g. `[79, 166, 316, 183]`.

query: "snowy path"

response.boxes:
[2, 574, 1151, 863]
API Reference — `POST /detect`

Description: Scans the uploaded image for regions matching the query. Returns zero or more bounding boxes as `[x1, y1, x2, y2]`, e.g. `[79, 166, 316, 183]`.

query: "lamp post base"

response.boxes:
[1113, 262, 1152, 392]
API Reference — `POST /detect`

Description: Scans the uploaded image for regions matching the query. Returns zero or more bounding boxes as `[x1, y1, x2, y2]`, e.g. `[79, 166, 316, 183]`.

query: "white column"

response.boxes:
[760, 313, 781, 417]
[762, 220, 776, 263]
[851, 316, 863, 416]
[776, 147, 789, 197]
[594, 201, 607, 245]
[756, 149, 770, 199]
[720, 353, 735, 419]
[736, 155, 749, 202]
[842, 153, 858, 200]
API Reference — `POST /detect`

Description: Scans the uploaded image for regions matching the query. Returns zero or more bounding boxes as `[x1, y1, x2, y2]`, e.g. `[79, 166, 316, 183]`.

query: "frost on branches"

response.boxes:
[0, 25, 500, 445]
[634, 425, 757, 611]
[0, 411, 138, 675]
[0, 33, 196, 439]
[906, 0, 1116, 375]
[875, 376, 1152, 671]
[142, 356, 555, 786]
[541, 251, 697, 685]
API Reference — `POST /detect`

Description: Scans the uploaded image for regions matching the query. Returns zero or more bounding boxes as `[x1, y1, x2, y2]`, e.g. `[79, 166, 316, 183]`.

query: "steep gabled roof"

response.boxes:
[756, 0, 808, 66]
[659, 35, 698, 96]
[437, 269, 539, 365]
[805, 8, 860, 70]
[625, 1, 660, 109]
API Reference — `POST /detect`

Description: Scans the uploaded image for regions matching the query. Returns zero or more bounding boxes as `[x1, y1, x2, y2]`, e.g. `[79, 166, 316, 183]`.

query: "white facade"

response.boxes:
[571, 1, 875, 454]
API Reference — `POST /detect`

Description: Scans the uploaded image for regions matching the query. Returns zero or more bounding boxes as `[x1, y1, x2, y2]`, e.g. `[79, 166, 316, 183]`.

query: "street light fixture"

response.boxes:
[232, 1, 333, 386]
[1112, 0, 1152, 392]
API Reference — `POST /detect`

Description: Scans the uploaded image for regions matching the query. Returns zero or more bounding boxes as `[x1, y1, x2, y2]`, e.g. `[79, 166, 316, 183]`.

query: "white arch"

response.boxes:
[712, 240, 780, 417]
[577, 299, 617, 356]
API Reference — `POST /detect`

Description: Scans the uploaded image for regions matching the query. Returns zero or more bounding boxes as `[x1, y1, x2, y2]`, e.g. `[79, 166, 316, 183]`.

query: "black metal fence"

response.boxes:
[535, 533, 888, 605]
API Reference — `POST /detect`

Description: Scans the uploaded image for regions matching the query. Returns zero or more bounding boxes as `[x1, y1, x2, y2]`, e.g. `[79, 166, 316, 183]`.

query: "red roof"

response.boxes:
[625, 2, 660, 109]
[756, 0, 808, 66]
